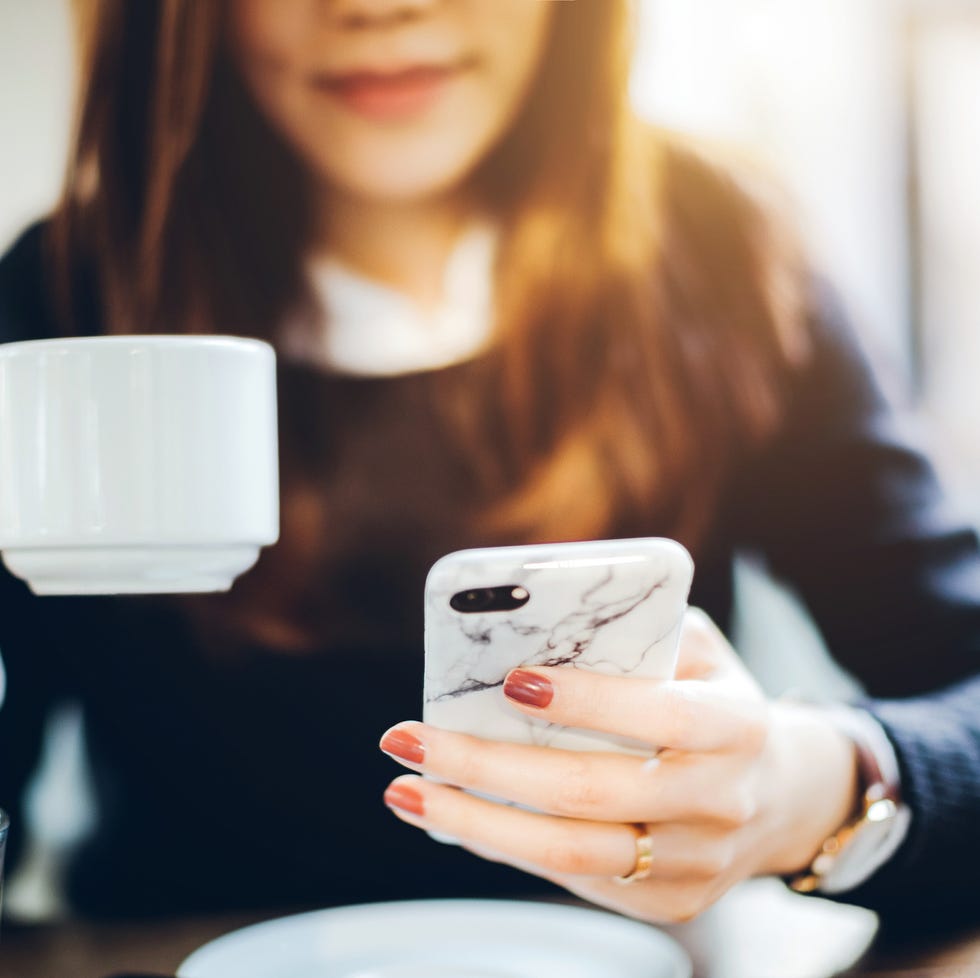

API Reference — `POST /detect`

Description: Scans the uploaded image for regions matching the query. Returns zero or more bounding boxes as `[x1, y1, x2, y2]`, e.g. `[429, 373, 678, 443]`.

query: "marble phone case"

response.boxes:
[423, 537, 694, 755]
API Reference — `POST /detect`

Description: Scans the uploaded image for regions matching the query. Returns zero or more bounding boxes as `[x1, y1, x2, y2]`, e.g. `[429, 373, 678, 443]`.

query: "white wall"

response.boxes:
[633, 0, 913, 380]
[0, 0, 73, 251]
[914, 13, 980, 521]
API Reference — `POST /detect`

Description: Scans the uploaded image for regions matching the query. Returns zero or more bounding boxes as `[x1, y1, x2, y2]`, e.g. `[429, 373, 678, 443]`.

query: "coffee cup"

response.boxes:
[0, 335, 279, 594]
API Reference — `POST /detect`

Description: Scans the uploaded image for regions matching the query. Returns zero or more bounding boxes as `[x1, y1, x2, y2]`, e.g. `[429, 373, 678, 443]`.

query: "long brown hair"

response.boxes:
[53, 1, 807, 647]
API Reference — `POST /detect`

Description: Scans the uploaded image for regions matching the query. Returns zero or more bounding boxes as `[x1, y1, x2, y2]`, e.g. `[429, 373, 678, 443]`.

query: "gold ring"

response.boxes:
[614, 824, 654, 885]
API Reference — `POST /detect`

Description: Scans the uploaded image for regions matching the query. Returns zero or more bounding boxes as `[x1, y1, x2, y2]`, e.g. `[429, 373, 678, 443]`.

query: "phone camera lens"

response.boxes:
[450, 585, 530, 614]
[450, 589, 494, 613]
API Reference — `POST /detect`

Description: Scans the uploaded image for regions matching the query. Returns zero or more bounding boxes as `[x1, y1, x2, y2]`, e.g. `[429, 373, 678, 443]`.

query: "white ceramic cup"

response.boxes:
[0, 335, 279, 595]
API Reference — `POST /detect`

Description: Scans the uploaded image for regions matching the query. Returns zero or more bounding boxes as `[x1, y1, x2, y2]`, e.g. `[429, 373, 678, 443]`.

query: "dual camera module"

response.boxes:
[449, 585, 530, 614]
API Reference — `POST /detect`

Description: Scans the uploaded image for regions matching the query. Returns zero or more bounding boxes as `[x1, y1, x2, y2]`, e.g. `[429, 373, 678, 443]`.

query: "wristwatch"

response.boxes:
[789, 705, 911, 895]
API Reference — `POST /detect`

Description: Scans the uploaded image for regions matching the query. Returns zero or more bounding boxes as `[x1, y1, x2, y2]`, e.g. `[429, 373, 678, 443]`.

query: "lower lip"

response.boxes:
[319, 66, 461, 122]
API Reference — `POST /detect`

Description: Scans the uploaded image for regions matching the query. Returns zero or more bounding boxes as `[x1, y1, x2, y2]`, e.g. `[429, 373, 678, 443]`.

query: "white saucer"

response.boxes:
[177, 899, 692, 978]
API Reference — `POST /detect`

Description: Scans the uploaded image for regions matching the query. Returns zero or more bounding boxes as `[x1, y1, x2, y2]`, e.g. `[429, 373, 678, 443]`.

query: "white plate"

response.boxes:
[177, 899, 692, 978]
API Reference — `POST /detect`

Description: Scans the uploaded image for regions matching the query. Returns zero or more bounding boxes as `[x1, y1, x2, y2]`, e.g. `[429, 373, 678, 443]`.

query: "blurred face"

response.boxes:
[227, 0, 555, 203]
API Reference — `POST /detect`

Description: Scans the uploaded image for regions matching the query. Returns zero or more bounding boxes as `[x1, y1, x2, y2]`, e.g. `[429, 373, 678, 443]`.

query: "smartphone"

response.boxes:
[423, 537, 694, 756]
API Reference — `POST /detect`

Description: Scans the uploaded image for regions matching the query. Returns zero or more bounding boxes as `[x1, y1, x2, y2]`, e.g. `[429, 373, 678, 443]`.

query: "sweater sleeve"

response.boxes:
[730, 281, 980, 922]
[0, 222, 65, 875]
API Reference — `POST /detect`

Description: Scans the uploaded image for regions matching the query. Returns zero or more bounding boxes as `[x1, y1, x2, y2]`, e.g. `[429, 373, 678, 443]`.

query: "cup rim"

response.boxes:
[0, 334, 275, 359]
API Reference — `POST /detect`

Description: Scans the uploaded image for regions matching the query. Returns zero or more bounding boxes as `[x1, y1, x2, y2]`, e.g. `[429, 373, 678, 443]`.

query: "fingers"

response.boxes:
[382, 723, 659, 821]
[673, 606, 737, 680]
[383, 774, 741, 888]
[380, 722, 760, 826]
[494, 606, 767, 752]
[673, 608, 761, 697]
[384, 774, 642, 880]
[500, 666, 766, 753]
[552, 873, 727, 926]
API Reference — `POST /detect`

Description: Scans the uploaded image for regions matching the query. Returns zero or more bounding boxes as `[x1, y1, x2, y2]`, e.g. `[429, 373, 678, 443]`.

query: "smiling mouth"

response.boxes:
[311, 60, 475, 121]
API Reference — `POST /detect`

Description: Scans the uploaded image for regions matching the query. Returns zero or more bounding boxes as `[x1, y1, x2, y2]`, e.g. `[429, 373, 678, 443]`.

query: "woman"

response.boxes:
[1, 0, 978, 925]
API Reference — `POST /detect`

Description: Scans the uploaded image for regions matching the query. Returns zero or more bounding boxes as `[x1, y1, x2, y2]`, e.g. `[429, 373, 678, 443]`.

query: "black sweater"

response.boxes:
[1, 223, 979, 924]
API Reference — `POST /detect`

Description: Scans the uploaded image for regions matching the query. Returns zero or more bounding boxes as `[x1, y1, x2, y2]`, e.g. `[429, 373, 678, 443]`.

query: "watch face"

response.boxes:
[867, 798, 898, 823]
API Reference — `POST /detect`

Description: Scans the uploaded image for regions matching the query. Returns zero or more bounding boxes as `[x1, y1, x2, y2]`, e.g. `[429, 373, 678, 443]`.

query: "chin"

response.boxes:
[313, 132, 490, 203]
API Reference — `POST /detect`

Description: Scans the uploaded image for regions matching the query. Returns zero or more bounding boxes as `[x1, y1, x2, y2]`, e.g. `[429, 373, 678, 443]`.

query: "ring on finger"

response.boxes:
[614, 823, 654, 885]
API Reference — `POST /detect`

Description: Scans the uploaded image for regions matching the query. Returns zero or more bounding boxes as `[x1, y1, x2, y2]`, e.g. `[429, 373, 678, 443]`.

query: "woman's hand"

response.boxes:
[379, 608, 860, 923]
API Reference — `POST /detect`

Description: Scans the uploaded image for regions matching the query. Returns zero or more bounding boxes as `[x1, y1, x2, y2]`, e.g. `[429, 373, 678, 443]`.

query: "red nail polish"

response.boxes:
[384, 783, 425, 817]
[380, 728, 425, 764]
[504, 669, 554, 708]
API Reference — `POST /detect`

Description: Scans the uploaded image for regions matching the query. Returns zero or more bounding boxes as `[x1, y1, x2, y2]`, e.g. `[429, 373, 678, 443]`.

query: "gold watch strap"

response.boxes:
[789, 788, 898, 893]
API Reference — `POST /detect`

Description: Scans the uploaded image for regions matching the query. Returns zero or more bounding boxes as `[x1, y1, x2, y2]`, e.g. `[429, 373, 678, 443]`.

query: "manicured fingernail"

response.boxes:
[504, 669, 554, 709]
[380, 727, 425, 765]
[384, 783, 425, 817]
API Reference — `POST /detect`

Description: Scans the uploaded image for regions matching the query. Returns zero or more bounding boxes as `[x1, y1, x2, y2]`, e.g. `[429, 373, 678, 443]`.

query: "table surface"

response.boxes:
[1, 880, 978, 978]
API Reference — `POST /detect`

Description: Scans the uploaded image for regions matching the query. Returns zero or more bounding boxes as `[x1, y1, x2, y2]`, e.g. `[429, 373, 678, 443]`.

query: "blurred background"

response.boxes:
[1, 0, 979, 922]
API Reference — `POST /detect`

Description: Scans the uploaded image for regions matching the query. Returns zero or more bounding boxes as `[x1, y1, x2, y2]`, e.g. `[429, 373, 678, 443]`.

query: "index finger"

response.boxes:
[502, 668, 766, 753]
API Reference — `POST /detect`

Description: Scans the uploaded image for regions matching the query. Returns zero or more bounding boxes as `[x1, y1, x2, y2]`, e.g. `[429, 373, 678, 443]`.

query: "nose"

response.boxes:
[327, 0, 443, 30]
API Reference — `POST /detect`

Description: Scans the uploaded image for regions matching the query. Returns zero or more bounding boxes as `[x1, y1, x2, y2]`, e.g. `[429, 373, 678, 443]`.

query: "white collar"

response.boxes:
[288, 224, 497, 377]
